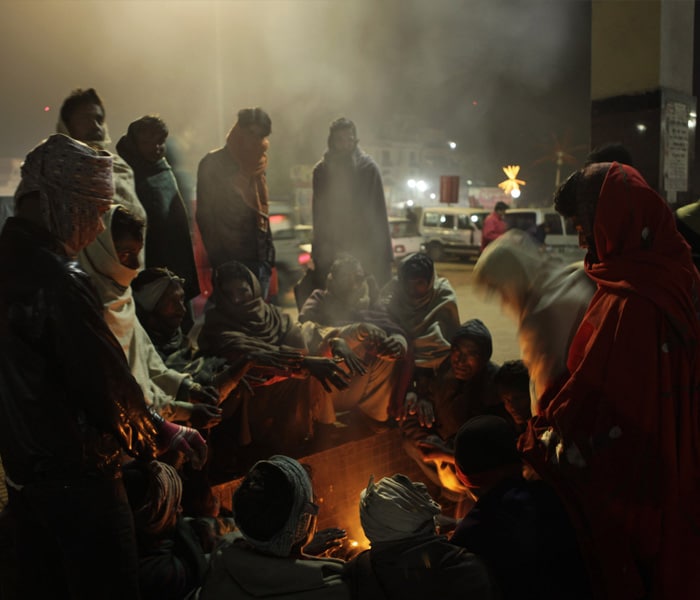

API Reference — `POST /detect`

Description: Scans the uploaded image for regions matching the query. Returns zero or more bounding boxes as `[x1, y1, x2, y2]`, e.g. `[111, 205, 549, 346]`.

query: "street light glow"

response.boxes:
[510, 188, 521, 199]
[429, 193, 436, 200]
[417, 180, 428, 192]
[448, 141, 457, 150]
[407, 179, 416, 189]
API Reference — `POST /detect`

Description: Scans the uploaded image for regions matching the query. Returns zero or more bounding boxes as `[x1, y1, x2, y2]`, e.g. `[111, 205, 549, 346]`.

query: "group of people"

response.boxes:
[0, 84, 699, 600]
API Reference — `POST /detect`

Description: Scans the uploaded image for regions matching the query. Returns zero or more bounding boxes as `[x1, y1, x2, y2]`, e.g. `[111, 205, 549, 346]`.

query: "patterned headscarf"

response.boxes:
[359, 474, 441, 544]
[233, 455, 318, 557]
[15, 134, 113, 252]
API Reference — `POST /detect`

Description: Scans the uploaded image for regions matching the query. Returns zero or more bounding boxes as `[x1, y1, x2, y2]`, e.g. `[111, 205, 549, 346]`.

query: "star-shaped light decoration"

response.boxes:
[498, 165, 526, 197]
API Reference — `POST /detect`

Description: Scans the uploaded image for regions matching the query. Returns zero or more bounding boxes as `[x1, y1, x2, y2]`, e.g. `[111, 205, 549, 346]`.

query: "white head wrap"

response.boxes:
[360, 474, 441, 544]
[234, 455, 318, 557]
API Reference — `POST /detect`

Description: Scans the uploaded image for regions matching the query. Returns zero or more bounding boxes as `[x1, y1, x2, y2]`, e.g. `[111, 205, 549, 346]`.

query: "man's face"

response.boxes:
[221, 278, 254, 306]
[241, 124, 270, 157]
[152, 281, 187, 333]
[330, 128, 357, 155]
[135, 128, 167, 163]
[66, 102, 106, 143]
[114, 234, 143, 270]
[450, 338, 486, 381]
[329, 266, 368, 307]
[402, 276, 431, 301]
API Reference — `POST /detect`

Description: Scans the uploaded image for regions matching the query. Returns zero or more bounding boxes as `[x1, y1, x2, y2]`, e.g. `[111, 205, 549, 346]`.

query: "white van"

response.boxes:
[418, 205, 490, 261]
[503, 207, 585, 262]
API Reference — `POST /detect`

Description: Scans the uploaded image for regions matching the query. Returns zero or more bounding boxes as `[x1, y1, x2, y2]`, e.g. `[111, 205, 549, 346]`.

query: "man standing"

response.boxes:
[480, 201, 509, 252]
[57, 88, 148, 226]
[0, 134, 206, 599]
[524, 162, 700, 599]
[311, 118, 393, 290]
[116, 115, 200, 304]
[196, 108, 274, 298]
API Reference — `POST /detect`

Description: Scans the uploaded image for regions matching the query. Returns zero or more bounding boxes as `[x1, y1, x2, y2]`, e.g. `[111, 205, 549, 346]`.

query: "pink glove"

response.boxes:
[158, 419, 208, 470]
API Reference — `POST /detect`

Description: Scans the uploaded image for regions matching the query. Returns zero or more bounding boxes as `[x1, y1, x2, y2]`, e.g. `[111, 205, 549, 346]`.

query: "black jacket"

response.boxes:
[0, 217, 157, 484]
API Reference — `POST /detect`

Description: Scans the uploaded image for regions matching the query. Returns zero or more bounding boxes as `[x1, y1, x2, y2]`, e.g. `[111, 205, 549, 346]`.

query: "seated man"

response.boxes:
[198, 261, 401, 451]
[199, 455, 350, 600]
[300, 254, 409, 430]
[451, 416, 589, 600]
[79, 205, 222, 429]
[400, 319, 504, 501]
[380, 252, 460, 371]
[123, 460, 208, 600]
[343, 473, 494, 599]
[494, 360, 531, 434]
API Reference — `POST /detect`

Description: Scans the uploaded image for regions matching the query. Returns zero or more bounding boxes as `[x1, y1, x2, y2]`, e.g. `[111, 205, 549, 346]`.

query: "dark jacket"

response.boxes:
[196, 148, 274, 269]
[401, 360, 502, 444]
[450, 477, 590, 599]
[344, 534, 494, 600]
[117, 136, 200, 300]
[0, 217, 157, 484]
[312, 148, 392, 286]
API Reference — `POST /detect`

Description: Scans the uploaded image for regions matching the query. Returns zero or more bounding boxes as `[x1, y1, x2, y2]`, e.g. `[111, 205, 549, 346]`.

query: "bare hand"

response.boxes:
[357, 322, 388, 346]
[248, 348, 305, 372]
[376, 335, 406, 360]
[303, 356, 351, 392]
[417, 440, 454, 463]
[189, 383, 219, 406]
[189, 403, 223, 429]
[330, 338, 367, 376]
[304, 528, 347, 556]
[397, 392, 436, 428]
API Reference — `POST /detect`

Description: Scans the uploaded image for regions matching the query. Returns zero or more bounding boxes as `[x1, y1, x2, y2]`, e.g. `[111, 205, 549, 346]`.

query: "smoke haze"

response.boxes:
[0, 0, 591, 201]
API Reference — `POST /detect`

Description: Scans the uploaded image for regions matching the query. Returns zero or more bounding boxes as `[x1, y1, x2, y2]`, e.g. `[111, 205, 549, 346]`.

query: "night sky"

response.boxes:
[0, 0, 591, 203]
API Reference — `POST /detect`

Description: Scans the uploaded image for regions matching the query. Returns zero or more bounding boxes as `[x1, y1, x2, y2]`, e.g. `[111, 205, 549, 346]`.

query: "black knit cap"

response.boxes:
[454, 415, 520, 475]
[451, 318, 493, 361]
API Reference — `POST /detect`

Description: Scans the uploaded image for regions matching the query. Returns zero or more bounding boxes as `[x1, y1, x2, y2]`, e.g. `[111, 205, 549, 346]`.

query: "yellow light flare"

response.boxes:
[498, 165, 526, 196]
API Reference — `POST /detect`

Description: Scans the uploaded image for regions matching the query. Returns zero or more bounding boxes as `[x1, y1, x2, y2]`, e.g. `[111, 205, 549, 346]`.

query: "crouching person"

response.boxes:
[343, 474, 495, 600]
[199, 455, 350, 599]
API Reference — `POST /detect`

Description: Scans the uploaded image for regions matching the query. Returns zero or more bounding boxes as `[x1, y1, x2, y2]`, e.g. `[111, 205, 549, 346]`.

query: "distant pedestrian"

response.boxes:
[311, 117, 393, 291]
[480, 200, 508, 251]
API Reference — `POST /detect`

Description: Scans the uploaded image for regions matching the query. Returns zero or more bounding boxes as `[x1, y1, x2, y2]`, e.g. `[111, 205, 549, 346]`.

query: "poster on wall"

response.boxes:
[663, 101, 689, 201]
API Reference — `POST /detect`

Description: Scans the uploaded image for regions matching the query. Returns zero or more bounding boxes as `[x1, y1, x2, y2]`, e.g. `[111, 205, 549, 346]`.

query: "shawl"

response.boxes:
[382, 254, 460, 369]
[473, 229, 595, 407]
[199, 261, 304, 357]
[359, 474, 440, 544]
[15, 134, 113, 254]
[225, 123, 269, 231]
[522, 163, 700, 599]
[79, 207, 187, 418]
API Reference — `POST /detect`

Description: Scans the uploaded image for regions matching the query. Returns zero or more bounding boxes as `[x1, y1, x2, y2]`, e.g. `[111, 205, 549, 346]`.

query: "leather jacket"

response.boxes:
[0, 217, 157, 484]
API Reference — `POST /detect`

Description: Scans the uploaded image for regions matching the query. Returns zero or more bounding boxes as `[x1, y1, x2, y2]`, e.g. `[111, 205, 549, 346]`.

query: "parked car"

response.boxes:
[503, 207, 585, 262]
[418, 205, 490, 261]
[389, 216, 423, 260]
[268, 206, 312, 298]
[192, 202, 311, 310]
